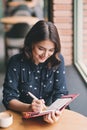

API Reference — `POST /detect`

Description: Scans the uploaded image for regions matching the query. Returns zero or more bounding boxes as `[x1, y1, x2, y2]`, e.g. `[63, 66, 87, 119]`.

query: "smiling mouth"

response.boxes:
[40, 57, 46, 60]
[39, 56, 46, 60]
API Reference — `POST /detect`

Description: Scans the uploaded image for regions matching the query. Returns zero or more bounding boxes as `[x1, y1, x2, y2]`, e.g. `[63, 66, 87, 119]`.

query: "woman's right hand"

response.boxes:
[31, 99, 47, 112]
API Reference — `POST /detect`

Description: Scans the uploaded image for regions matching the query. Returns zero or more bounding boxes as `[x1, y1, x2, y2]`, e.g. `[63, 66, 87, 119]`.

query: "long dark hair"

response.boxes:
[23, 20, 61, 68]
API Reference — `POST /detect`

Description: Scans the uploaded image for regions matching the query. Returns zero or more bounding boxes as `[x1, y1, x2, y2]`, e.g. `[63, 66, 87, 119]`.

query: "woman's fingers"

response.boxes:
[40, 99, 47, 110]
[43, 113, 54, 124]
[43, 110, 61, 124]
[55, 110, 61, 116]
[51, 110, 61, 122]
[31, 99, 46, 112]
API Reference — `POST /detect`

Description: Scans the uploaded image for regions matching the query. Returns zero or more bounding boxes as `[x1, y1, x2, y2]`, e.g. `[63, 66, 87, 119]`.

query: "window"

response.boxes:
[74, 0, 87, 83]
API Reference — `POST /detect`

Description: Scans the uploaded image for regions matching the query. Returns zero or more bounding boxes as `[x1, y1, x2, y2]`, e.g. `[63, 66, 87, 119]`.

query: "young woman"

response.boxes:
[3, 20, 68, 124]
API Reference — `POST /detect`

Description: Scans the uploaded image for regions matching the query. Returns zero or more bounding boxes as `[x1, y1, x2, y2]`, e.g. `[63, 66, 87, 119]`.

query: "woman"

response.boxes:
[3, 20, 68, 124]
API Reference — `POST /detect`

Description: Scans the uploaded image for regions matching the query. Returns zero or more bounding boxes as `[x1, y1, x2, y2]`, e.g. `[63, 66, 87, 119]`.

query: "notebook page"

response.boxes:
[47, 98, 71, 111]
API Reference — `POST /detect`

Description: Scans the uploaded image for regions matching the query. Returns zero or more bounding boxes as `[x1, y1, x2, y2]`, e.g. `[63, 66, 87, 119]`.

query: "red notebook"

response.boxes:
[22, 94, 79, 119]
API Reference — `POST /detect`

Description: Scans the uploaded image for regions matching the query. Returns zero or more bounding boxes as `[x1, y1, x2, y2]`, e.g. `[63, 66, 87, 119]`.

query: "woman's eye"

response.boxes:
[38, 47, 44, 50]
[49, 49, 54, 53]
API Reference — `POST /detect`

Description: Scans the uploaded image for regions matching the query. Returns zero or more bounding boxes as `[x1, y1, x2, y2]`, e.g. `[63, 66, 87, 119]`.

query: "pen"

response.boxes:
[28, 92, 38, 100]
[28, 92, 46, 109]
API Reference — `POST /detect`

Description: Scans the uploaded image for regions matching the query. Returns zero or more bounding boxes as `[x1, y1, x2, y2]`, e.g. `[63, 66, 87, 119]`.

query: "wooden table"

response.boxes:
[8, 1, 36, 8]
[0, 16, 39, 26]
[0, 109, 87, 130]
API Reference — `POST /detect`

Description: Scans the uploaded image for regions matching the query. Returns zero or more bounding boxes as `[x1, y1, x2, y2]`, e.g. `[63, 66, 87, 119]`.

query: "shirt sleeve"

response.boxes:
[52, 54, 68, 102]
[2, 56, 20, 109]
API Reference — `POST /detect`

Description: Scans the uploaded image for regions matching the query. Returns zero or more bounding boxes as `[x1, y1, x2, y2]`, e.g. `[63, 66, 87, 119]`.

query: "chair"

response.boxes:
[10, 5, 32, 16]
[5, 23, 30, 62]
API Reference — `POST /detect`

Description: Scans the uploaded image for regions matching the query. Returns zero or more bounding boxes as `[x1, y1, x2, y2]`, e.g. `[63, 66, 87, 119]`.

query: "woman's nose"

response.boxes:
[44, 51, 49, 57]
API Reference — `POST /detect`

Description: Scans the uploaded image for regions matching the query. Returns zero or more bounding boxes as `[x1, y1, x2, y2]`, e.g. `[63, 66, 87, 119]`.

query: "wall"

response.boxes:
[52, 0, 73, 65]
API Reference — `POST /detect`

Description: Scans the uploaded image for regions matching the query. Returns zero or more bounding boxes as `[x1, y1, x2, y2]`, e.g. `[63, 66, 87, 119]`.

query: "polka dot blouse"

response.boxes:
[2, 53, 68, 108]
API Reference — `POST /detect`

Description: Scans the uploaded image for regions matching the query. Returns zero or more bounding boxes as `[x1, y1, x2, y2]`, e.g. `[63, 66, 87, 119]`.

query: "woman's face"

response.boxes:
[32, 40, 55, 65]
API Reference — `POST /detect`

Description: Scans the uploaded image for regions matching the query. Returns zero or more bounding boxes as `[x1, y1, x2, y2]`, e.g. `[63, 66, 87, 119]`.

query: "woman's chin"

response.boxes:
[39, 59, 46, 63]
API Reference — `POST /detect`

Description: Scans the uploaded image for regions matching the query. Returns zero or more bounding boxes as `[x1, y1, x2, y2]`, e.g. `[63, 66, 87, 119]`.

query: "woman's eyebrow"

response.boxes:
[38, 45, 55, 50]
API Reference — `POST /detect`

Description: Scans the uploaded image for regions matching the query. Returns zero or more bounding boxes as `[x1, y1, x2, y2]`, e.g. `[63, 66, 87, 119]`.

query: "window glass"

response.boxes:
[74, 0, 87, 83]
[82, 0, 87, 67]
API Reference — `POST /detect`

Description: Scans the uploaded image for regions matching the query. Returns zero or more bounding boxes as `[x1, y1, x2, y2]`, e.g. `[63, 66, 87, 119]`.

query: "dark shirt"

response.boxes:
[2, 53, 68, 108]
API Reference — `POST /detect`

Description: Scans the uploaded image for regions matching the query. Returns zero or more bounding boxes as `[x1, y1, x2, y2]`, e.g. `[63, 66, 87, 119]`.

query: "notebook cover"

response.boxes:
[22, 94, 79, 119]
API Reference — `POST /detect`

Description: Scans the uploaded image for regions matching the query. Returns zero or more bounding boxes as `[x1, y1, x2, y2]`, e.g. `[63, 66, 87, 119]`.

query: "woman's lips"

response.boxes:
[39, 55, 46, 60]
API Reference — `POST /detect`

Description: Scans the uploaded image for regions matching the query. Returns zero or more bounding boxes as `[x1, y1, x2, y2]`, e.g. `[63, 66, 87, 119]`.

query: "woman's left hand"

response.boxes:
[43, 110, 61, 124]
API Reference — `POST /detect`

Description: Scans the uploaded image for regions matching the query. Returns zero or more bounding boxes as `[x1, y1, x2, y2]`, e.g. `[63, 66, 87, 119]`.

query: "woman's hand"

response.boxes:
[31, 99, 47, 112]
[43, 110, 61, 124]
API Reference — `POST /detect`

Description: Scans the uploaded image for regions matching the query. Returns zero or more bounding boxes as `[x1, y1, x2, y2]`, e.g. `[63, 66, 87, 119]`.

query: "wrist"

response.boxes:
[27, 104, 32, 112]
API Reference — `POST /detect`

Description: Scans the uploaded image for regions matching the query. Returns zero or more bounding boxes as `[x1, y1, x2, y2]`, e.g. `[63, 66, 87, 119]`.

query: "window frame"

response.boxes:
[74, 0, 87, 83]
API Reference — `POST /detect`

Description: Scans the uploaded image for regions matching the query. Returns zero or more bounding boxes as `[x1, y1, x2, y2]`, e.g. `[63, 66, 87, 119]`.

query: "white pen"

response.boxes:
[28, 92, 46, 109]
[28, 92, 38, 100]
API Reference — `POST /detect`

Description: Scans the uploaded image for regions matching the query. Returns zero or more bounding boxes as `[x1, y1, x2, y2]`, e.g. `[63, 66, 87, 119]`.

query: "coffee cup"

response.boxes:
[0, 112, 13, 128]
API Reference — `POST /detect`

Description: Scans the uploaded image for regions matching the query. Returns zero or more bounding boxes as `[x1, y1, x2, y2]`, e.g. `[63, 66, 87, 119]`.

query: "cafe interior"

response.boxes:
[0, 0, 87, 118]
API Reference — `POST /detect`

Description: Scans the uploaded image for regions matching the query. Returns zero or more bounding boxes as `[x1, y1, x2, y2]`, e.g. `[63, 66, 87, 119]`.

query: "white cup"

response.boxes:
[0, 112, 13, 128]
